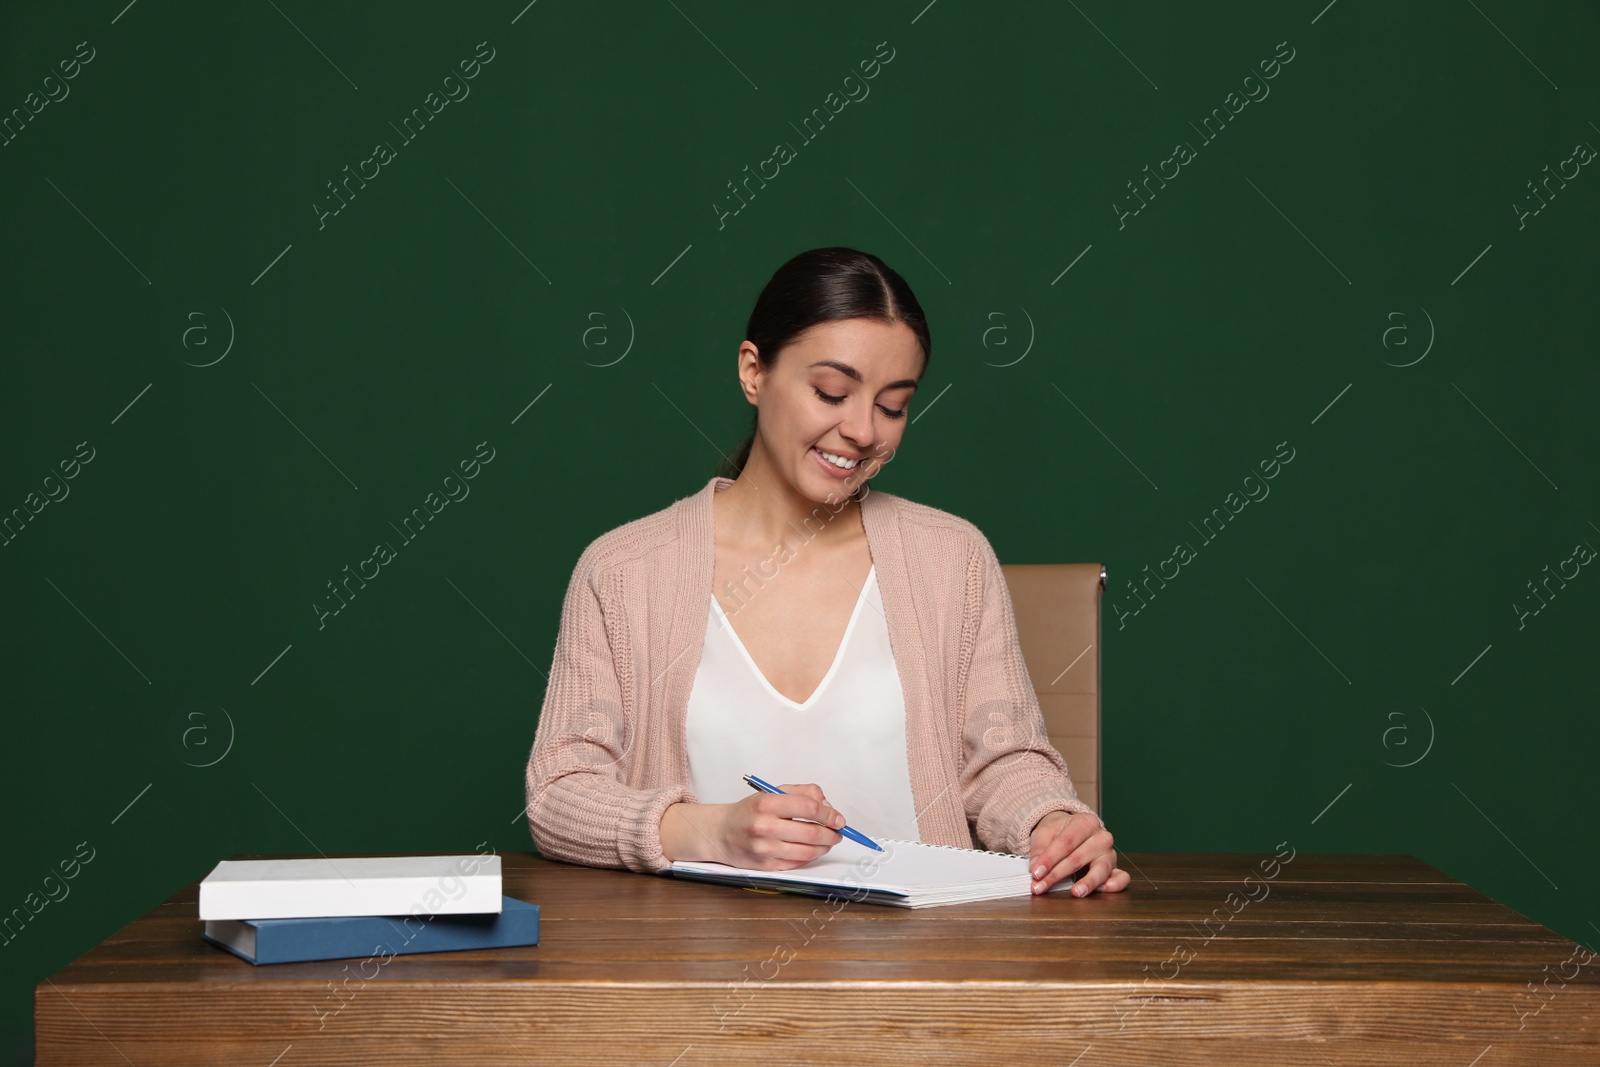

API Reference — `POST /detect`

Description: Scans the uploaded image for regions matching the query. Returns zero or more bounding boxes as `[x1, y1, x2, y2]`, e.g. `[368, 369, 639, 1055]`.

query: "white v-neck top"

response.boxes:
[684, 564, 922, 843]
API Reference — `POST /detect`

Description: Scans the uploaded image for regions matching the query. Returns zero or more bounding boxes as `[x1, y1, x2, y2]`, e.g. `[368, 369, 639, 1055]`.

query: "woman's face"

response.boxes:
[740, 317, 924, 502]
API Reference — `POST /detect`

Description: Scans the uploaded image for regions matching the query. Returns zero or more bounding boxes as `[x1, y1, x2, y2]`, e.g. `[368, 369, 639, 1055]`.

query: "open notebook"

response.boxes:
[666, 838, 1077, 908]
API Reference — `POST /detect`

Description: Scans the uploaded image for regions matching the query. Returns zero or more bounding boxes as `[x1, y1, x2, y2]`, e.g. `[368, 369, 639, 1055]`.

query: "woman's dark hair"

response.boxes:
[716, 247, 931, 491]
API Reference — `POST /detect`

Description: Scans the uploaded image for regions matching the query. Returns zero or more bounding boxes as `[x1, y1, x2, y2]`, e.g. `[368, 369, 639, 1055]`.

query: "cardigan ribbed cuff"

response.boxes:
[622, 782, 701, 873]
[980, 769, 1101, 856]
[1013, 795, 1102, 856]
[527, 772, 704, 875]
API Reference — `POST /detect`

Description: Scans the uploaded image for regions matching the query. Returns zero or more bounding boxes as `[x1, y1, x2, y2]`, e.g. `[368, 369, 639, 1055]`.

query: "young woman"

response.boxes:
[525, 247, 1127, 898]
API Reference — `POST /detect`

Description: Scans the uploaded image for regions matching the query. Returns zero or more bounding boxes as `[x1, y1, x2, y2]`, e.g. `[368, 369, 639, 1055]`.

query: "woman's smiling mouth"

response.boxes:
[811, 446, 862, 475]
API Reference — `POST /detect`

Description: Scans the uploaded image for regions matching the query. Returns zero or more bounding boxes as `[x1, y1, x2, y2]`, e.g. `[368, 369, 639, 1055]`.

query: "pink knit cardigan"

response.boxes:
[524, 475, 1101, 873]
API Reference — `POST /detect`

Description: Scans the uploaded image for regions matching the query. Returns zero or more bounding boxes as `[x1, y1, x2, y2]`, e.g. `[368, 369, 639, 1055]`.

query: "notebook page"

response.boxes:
[668, 837, 1069, 899]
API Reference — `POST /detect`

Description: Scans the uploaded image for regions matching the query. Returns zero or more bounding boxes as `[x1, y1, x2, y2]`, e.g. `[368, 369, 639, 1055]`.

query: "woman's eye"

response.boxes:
[814, 387, 907, 419]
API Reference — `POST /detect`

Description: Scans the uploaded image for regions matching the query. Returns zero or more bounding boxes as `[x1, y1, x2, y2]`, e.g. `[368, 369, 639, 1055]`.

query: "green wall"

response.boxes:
[4, 0, 1597, 1059]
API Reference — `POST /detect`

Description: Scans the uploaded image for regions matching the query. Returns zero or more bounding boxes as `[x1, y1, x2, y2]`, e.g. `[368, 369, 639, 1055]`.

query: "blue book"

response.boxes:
[201, 895, 539, 965]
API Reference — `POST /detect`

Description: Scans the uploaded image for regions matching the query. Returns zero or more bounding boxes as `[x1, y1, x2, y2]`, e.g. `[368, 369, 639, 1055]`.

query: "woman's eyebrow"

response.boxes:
[808, 359, 918, 391]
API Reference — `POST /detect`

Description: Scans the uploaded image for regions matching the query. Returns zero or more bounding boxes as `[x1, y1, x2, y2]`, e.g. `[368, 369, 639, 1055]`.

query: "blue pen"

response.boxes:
[743, 774, 883, 851]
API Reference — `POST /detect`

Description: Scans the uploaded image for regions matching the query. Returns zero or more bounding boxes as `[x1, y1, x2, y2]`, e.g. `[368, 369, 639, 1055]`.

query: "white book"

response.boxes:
[198, 855, 502, 920]
[667, 838, 1077, 908]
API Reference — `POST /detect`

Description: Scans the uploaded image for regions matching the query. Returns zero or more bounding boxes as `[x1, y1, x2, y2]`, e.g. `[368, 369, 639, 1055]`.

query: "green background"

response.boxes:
[3, 0, 1597, 1060]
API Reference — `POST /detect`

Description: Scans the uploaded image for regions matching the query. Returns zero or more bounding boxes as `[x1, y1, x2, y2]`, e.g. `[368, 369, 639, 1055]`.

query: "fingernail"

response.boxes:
[1033, 865, 1044, 879]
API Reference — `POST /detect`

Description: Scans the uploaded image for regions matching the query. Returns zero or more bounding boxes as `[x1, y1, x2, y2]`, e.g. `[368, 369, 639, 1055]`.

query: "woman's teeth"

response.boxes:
[814, 447, 859, 470]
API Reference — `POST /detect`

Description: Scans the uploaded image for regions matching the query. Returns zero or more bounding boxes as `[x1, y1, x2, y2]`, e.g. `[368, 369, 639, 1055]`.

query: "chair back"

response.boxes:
[999, 562, 1104, 816]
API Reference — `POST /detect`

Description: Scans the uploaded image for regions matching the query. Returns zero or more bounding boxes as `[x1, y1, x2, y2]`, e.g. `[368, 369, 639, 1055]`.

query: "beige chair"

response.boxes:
[999, 563, 1104, 817]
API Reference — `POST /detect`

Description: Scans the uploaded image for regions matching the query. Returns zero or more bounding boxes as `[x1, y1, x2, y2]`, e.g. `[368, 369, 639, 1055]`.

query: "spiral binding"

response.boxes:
[874, 838, 1026, 861]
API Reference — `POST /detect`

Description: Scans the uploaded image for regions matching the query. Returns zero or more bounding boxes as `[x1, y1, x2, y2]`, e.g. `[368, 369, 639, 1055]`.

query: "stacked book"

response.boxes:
[198, 854, 538, 965]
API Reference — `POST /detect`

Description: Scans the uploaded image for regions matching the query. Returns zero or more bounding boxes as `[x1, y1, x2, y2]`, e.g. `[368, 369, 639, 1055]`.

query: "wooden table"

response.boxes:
[35, 851, 1599, 1065]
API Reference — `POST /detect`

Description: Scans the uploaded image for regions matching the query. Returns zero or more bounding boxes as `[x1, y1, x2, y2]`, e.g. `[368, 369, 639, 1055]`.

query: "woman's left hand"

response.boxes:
[1027, 811, 1130, 897]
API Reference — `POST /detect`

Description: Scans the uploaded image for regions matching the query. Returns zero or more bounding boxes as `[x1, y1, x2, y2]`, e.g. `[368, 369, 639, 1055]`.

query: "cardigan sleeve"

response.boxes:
[524, 546, 699, 873]
[957, 532, 1103, 856]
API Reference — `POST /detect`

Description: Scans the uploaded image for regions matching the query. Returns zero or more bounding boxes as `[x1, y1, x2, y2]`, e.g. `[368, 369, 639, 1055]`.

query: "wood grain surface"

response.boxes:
[35, 851, 1600, 1066]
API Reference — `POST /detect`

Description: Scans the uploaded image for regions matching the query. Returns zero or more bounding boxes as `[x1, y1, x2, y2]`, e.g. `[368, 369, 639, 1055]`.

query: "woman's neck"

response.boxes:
[713, 465, 862, 557]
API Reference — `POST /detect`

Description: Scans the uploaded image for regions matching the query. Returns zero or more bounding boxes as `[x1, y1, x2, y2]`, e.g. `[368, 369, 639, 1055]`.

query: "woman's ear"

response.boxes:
[736, 341, 763, 405]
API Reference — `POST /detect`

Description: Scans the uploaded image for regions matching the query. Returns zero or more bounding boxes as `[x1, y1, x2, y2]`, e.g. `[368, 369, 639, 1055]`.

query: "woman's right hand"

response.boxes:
[663, 783, 847, 870]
